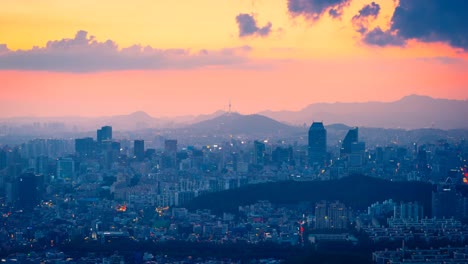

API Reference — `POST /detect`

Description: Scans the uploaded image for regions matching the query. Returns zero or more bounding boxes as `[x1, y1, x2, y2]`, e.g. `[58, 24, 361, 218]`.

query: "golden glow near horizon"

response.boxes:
[0, 0, 467, 117]
[1, 0, 454, 57]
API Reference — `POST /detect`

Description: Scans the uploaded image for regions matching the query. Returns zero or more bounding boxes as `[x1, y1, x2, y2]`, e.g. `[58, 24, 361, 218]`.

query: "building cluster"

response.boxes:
[0, 122, 467, 263]
[373, 246, 468, 264]
[313, 200, 350, 229]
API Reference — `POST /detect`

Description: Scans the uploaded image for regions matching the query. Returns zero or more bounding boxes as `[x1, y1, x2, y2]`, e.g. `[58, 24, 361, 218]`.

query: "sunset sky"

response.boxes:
[1, 0, 467, 117]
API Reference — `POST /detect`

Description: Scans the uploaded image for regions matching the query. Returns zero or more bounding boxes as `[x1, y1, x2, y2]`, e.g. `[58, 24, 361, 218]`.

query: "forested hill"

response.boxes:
[187, 175, 433, 215]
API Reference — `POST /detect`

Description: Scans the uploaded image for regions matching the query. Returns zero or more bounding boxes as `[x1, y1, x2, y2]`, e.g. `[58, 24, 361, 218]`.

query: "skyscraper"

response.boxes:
[327, 201, 349, 229]
[75, 137, 95, 157]
[308, 122, 327, 167]
[341, 127, 358, 156]
[16, 173, 42, 210]
[134, 140, 145, 161]
[314, 201, 329, 229]
[253, 140, 266, 166]
[164, 139, 178, 153]
[97, 126, 112, 143]
[163, 139, 178, 169]
[314, 200, 349, 229]
[56, 157, 75, 180]
[432, 184, 460, 218]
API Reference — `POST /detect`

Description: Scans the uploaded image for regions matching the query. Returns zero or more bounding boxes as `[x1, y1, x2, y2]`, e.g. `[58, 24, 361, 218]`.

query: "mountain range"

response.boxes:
[0, 95, 467, 132]
[260, 95, 468, 129]
[187, 112, 301, 136]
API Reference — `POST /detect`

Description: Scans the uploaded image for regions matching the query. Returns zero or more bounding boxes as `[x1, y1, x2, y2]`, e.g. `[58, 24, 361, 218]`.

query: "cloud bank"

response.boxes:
[362, 0, 468, 50]
[288, 0, 352, 20]
[0, 30, 252, 72]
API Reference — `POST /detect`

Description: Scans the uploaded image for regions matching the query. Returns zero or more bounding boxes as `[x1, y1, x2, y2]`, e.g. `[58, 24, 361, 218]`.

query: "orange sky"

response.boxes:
[0, 0, 467, 117]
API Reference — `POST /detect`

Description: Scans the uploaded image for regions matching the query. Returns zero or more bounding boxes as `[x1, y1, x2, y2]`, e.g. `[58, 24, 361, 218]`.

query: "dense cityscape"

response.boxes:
[1, 112, 468, 263]
[2, 0, 468, 262]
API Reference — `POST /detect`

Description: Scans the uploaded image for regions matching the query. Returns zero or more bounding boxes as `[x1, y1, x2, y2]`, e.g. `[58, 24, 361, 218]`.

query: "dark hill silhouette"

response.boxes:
[260, 95, 468, 129]
[187, 112, 301, 135]
[187, 175, 433, 215]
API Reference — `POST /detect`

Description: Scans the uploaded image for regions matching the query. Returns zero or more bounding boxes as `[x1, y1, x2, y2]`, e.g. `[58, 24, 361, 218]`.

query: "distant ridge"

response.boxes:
[187, 112, 301, 136]
[1, 95, 467, 132]
[0, 110, 227, 132]
[259, 95, 468, 129]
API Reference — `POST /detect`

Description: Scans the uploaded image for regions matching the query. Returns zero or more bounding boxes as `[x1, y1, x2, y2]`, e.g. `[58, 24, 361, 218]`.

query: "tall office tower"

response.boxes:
[0, 149, 6, 170]
[432, 184, 460, 219]
[35, 155, 49, 175]
[75, 137, 95, 157]
[16, 173, 42, 210]
[56, 157, 75, 180]
[97, 126, 112, 143]
[328, 201, 349, 229]
[253, 140, 266, 166]
[314, 200, 329, 229]
[164, 139, 178, 153]
[341, 127, 358, 156]
[315, 200, 349, 229]
[163, 139, 178, 169]
[134, 140, 145, 161]
[308, 122, 327, 167]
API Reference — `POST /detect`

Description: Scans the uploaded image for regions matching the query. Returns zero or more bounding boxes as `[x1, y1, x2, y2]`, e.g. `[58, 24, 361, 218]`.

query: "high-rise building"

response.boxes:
[314, 200, 349, 229]
[0, 149, 6, 170]
[432, 184, 460, 219]
[328, 201, 349, 229]
[308, 122, 327, 167]
[75, 137, 95, 157]
[341, 127, 358, 156]
[340, 127, 367, 172]
[16, 173, 42, 209]
[56, 157, 75, 180]
[134, 140, 145, 161]
[253, 140, 266, 166]
[164, 139, 178, 153]
[394, 202, 424, 220]
[35, 155, 49, 175]
[97, 126, 112, 143]
[314, 201, 329, 229]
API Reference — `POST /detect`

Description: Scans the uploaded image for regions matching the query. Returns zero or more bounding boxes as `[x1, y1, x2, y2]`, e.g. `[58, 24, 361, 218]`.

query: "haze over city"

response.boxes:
[1, 1, 468, 264]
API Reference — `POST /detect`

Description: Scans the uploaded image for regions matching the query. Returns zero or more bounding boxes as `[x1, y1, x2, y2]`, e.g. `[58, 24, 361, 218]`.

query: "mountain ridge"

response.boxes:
[1, 95, 467, 131]
[259, 95, 468, 129]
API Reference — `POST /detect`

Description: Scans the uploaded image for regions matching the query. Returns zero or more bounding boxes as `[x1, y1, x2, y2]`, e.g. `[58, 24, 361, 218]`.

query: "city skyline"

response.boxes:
[1, 0, 467, 117]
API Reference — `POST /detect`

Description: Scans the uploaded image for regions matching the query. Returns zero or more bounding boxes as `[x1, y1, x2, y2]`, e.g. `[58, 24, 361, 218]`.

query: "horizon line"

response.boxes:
[1, 94, 466, 120]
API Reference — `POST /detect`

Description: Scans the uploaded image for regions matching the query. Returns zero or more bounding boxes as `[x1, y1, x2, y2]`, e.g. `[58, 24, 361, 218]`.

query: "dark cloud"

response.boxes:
[0, 30, 252, 72]
[363, 27, 405, 47]
[352, 2, 380, 33]
[328, 8, 341, 19]
[236, 13, 272, 37]
[288, 0, 351, 20]
[356, 2, 380, 18]
[391, 0, 468, 50]
[362, 0, 468, 50]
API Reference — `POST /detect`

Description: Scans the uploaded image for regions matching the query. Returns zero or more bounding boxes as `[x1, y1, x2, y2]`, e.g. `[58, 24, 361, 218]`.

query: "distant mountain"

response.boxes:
[187, 112, 301, 136]
[0, 110, 236, 133]
[259, 95, 468, 129]
[93, 111, 164, 130]
[0, 111, 171, 132]
[169, 110, 227, 125]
